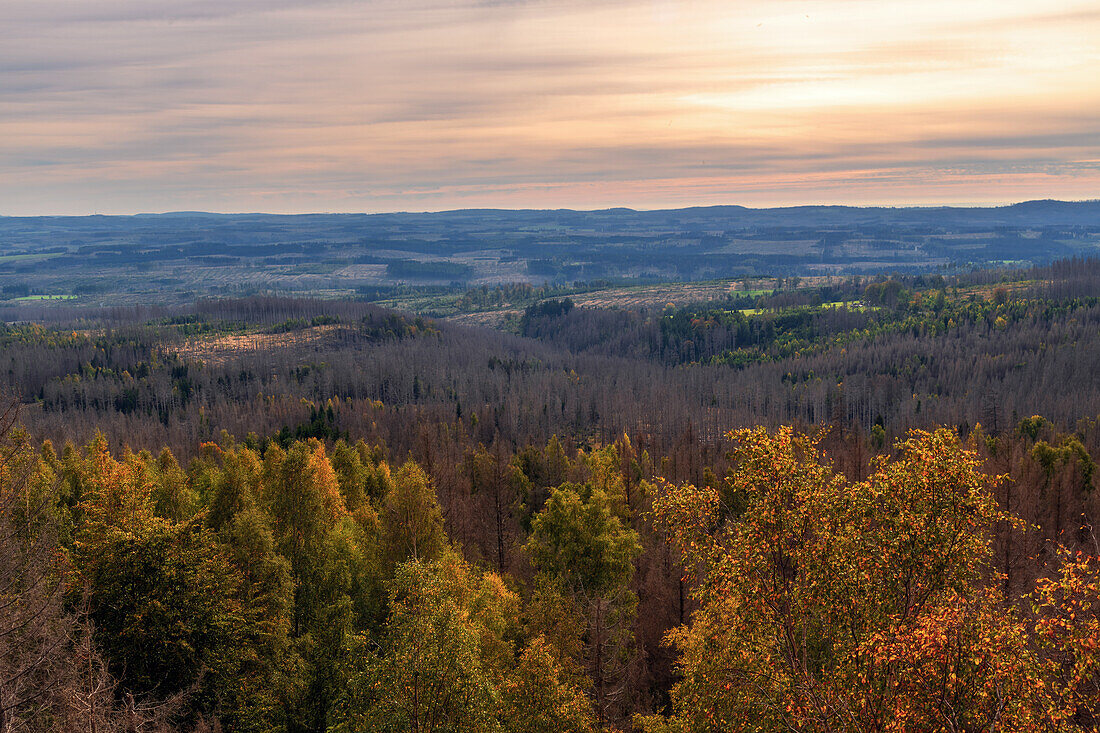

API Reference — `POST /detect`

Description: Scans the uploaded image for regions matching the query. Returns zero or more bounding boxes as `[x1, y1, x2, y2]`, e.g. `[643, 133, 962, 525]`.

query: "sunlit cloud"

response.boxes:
[1, 0, 1098, 213]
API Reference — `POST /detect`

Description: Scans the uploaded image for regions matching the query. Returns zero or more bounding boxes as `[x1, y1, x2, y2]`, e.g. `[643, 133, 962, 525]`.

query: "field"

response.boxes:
[11, 294, 77, 302]
[0, 252, 63, 263]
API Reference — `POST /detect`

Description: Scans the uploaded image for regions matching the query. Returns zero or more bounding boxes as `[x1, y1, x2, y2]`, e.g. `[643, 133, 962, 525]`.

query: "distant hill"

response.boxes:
[1, 200, 1098, 305]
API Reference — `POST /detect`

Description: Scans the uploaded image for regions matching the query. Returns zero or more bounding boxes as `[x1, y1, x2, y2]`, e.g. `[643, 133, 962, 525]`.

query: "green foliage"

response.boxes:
[63, 435, 300, 729]
[526, 483, 640, 596]
[72, 511, 246, 709]
[870, 422, 886, 449]
[583, 445, 632, 519]
[331, 439, 392, 523]
[331, 554, 593, 733]
[863, 278, 909, 308]
[381, 461, 447, 568]
[331, 555, 505, 733]
[522, 576, 588, 684]
[456, 283, 575, 314]
[263, 440, 364, 730]
[522, 298, 574, 321]
[1017, 414, 1053, 442]
[274, 406, 346, 448]
[153, 446, 198, 521]
[360, 311, 439, 339]
[1032, 436, 1097, 492]
[266, 441, 351, 632]
[207, 443, 264, 531]
[266, 315, 341, 334]
[642, 280, 1100, 370]
[217, 505, 301, 732]
[526, 482, 641, 723]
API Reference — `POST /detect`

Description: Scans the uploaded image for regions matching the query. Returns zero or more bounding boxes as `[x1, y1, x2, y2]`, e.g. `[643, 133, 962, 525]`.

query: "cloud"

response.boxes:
[1, 0, 1098, 213]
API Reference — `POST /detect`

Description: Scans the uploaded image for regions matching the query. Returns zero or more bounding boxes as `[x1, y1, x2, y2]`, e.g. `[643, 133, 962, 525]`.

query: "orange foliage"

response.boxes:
[643, 427, 1057, 732]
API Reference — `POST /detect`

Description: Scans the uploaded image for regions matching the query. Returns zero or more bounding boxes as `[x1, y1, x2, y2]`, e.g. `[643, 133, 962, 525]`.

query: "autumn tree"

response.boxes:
[643, 427, 1052, 732]
[0, 407, 187, 732]
[68, 445, 251, 721]
[501, 636, 597, 733]
[1033, 546, 1100, 728]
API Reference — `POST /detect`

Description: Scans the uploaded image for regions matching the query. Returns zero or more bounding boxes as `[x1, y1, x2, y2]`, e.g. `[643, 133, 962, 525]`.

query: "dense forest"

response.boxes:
[3, 258, 1100, 731]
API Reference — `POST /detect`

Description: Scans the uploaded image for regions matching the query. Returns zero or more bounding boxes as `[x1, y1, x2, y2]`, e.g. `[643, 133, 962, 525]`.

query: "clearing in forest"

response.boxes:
[172, 324, 348, 366]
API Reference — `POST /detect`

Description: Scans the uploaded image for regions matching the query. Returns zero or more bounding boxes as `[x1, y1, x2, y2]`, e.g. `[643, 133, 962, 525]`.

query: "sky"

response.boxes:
[2, 0, 1099, 215]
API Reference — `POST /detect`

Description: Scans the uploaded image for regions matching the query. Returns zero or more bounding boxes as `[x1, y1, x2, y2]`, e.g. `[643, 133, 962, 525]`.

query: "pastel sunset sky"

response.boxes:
[3, 0, 1099, 214]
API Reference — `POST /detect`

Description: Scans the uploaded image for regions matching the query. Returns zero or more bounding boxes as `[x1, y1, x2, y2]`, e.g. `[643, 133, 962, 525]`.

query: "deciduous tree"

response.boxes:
[643, 427, 1051, 732]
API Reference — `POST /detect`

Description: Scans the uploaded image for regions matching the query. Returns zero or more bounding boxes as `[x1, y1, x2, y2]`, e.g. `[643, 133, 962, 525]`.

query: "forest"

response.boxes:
[2, 257, 1100, 731]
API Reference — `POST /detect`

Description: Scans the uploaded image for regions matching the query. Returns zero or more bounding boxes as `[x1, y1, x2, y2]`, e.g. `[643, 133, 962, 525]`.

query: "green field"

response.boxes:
[11, 294, 77, 302]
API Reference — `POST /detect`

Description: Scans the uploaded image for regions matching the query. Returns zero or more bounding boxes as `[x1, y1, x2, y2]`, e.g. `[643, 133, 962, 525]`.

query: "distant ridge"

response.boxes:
[6, 199, 1100, 223]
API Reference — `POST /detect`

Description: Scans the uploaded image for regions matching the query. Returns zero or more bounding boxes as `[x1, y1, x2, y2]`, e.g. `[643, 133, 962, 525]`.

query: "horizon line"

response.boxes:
[4, 197, 1100, 219]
